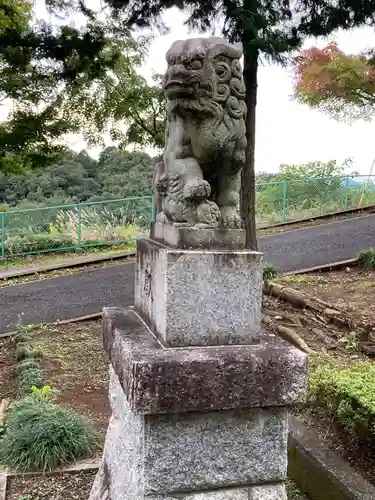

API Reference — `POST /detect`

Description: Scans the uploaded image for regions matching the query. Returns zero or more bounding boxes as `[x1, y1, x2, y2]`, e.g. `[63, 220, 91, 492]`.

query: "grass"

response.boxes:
[287, 479, 308, 499]
[276, 274, 326, 285]
[0, 241, 135, 272]
[17, 364, 44, 396]
[358, 249, 375, 270]
[309, 356, 375, 444]
[0, 251, 135, 289]
[0, 322, 100, 473]
[263, 263, 279, 280]
[0, 395, 97, 472]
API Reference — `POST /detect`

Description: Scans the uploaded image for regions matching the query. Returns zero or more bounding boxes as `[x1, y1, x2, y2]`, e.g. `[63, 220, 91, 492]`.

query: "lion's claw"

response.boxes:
[183, 180, 211, 200]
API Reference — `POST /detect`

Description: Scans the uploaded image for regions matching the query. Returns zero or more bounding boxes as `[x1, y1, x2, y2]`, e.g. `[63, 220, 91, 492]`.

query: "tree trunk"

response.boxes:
[241, 47, 259, 250]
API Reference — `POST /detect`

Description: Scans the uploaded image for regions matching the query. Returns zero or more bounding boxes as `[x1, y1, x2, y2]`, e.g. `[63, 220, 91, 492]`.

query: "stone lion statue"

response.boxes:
[154, 36, 247, 229]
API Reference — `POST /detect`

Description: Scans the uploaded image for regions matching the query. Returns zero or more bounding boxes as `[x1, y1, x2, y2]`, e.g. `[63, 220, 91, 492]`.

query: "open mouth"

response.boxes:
[164, 81, 199, 95]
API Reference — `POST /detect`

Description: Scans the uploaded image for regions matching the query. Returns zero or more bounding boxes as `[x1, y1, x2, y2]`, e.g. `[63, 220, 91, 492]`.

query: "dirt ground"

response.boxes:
[278, 268, 375, 327]
[6, 470, 97, 500]
[267, 268, 375, 485]
[0, 321, 110, 438]
[264, 268, 375, 357]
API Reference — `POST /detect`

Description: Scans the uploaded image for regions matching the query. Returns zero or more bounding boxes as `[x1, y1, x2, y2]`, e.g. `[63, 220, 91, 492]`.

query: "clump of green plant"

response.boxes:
[0, 391, 97, 472]
[263, 263, 279, 280]
[358, 249, 375, 270]
[16, 360, 43, 396]
[309, 360, 375, 442]
[6, 234, 74, 256]
[337, 331, 359, 351]
[15, 344, 43, 361]
[30, 385, 56, 402]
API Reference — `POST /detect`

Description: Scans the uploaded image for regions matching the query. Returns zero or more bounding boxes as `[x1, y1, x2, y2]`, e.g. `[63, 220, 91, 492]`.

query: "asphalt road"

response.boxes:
[1, 213, 375, 333]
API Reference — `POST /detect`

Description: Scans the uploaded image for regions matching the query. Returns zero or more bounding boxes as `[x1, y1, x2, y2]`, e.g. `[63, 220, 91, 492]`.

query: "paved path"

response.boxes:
[1, 214, 375, 333]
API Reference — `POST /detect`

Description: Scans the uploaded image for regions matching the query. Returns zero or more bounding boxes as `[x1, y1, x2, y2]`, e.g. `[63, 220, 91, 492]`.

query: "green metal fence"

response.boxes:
[255, 175, 375, 226]
[1, 176, 375, 259]
[0, 196, 153, 259]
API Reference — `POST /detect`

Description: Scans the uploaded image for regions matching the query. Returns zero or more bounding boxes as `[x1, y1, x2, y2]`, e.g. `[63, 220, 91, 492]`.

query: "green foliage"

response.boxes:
[15, 344, 43, 362]
[337, 331, 360, 351]
[309, 360, 375, 442]
[18, 367, 44, 397]
[0, 148, 154, 207]
[0, 0, 125, 172]
[358, 249, 375, 270]
[31, 385, 57, 403]
[6, 234, 74, 256]
[263, 263, 278, 280]
[255, 158, 367, 224]
[0, 396, 96, 471]
[15, 360, 40, 376]
[70, 37, 165, 150]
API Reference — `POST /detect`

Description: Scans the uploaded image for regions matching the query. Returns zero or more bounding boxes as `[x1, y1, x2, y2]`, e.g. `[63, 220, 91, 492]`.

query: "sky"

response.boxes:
[4, 4, 375, 175]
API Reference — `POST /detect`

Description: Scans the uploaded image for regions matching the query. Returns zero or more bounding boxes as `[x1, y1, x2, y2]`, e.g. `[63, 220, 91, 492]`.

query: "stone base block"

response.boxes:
[150, 222, 246, 250]
[135, 237, 263, 347]
[89, 367, 289, 500]
[89, 307, 307, 500]
[102, 307, 307, 415]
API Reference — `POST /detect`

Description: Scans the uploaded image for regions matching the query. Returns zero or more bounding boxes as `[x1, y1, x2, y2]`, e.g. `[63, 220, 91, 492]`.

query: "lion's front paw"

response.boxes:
[220, 207, 242, 229]
[196, 200, 221, 228]
[183, 180, 211, 200]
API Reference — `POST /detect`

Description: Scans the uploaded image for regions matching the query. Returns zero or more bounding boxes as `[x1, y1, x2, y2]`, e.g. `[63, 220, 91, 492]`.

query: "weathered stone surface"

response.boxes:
[92, 368, 287, 498]
[135, 238, 263, 347]
[148, 484, 287, 500]
[154, 37, 247, 229]
[289, 415, 375, 500]
[148, 488, 247, 500]
[249, 484, 287, 500]
[143, 407, 287, 494]
[102, 307, 307, 415]
[151, 222, 246, 249]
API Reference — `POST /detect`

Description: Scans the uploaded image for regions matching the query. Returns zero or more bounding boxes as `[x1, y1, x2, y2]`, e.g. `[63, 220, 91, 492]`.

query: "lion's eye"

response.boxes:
[186, 59, 203, 70]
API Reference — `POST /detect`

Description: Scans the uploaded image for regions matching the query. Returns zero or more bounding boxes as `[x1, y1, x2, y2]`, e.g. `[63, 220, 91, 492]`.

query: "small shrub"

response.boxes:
[6, 233, 74, 256]
[31, 385, 56, 402]
[15, 360, 40, 375]
[15, 344, 29, 361]
[309, 360, 375, 442]
[0, 396, 96, 472]
[11, 324, 32, 345]
[358, 249, 375, 270]
[18, 367, 43, 396]
[15, 344, 43, 361]
[263, 263, 279, 280]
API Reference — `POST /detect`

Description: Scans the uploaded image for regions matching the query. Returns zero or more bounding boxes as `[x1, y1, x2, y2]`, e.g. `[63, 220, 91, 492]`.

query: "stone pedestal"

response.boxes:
[135, 237, 263, 347]
[90, 227, 308, 500]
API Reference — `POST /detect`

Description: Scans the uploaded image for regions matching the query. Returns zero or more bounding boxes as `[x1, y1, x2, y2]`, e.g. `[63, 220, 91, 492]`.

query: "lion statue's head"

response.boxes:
[163, 37, 246, 120]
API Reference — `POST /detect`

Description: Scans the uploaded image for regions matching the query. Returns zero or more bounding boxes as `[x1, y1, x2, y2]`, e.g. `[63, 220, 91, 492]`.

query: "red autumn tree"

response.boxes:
[293, 42, 375, 121]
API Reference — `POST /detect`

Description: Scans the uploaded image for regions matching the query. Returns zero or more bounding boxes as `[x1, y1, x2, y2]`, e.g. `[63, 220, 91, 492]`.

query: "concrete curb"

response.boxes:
[288, 415, 375, 500]
[286, 257, 359, 276]
[0, 251, 136, 281]
[0, 313, 104, 339]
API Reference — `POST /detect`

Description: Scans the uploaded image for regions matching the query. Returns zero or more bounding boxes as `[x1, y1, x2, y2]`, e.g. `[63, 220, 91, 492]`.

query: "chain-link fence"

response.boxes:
[0, 196, 153, 258]
[255, 175, 375, 226]
[1, 176, 375, 258]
